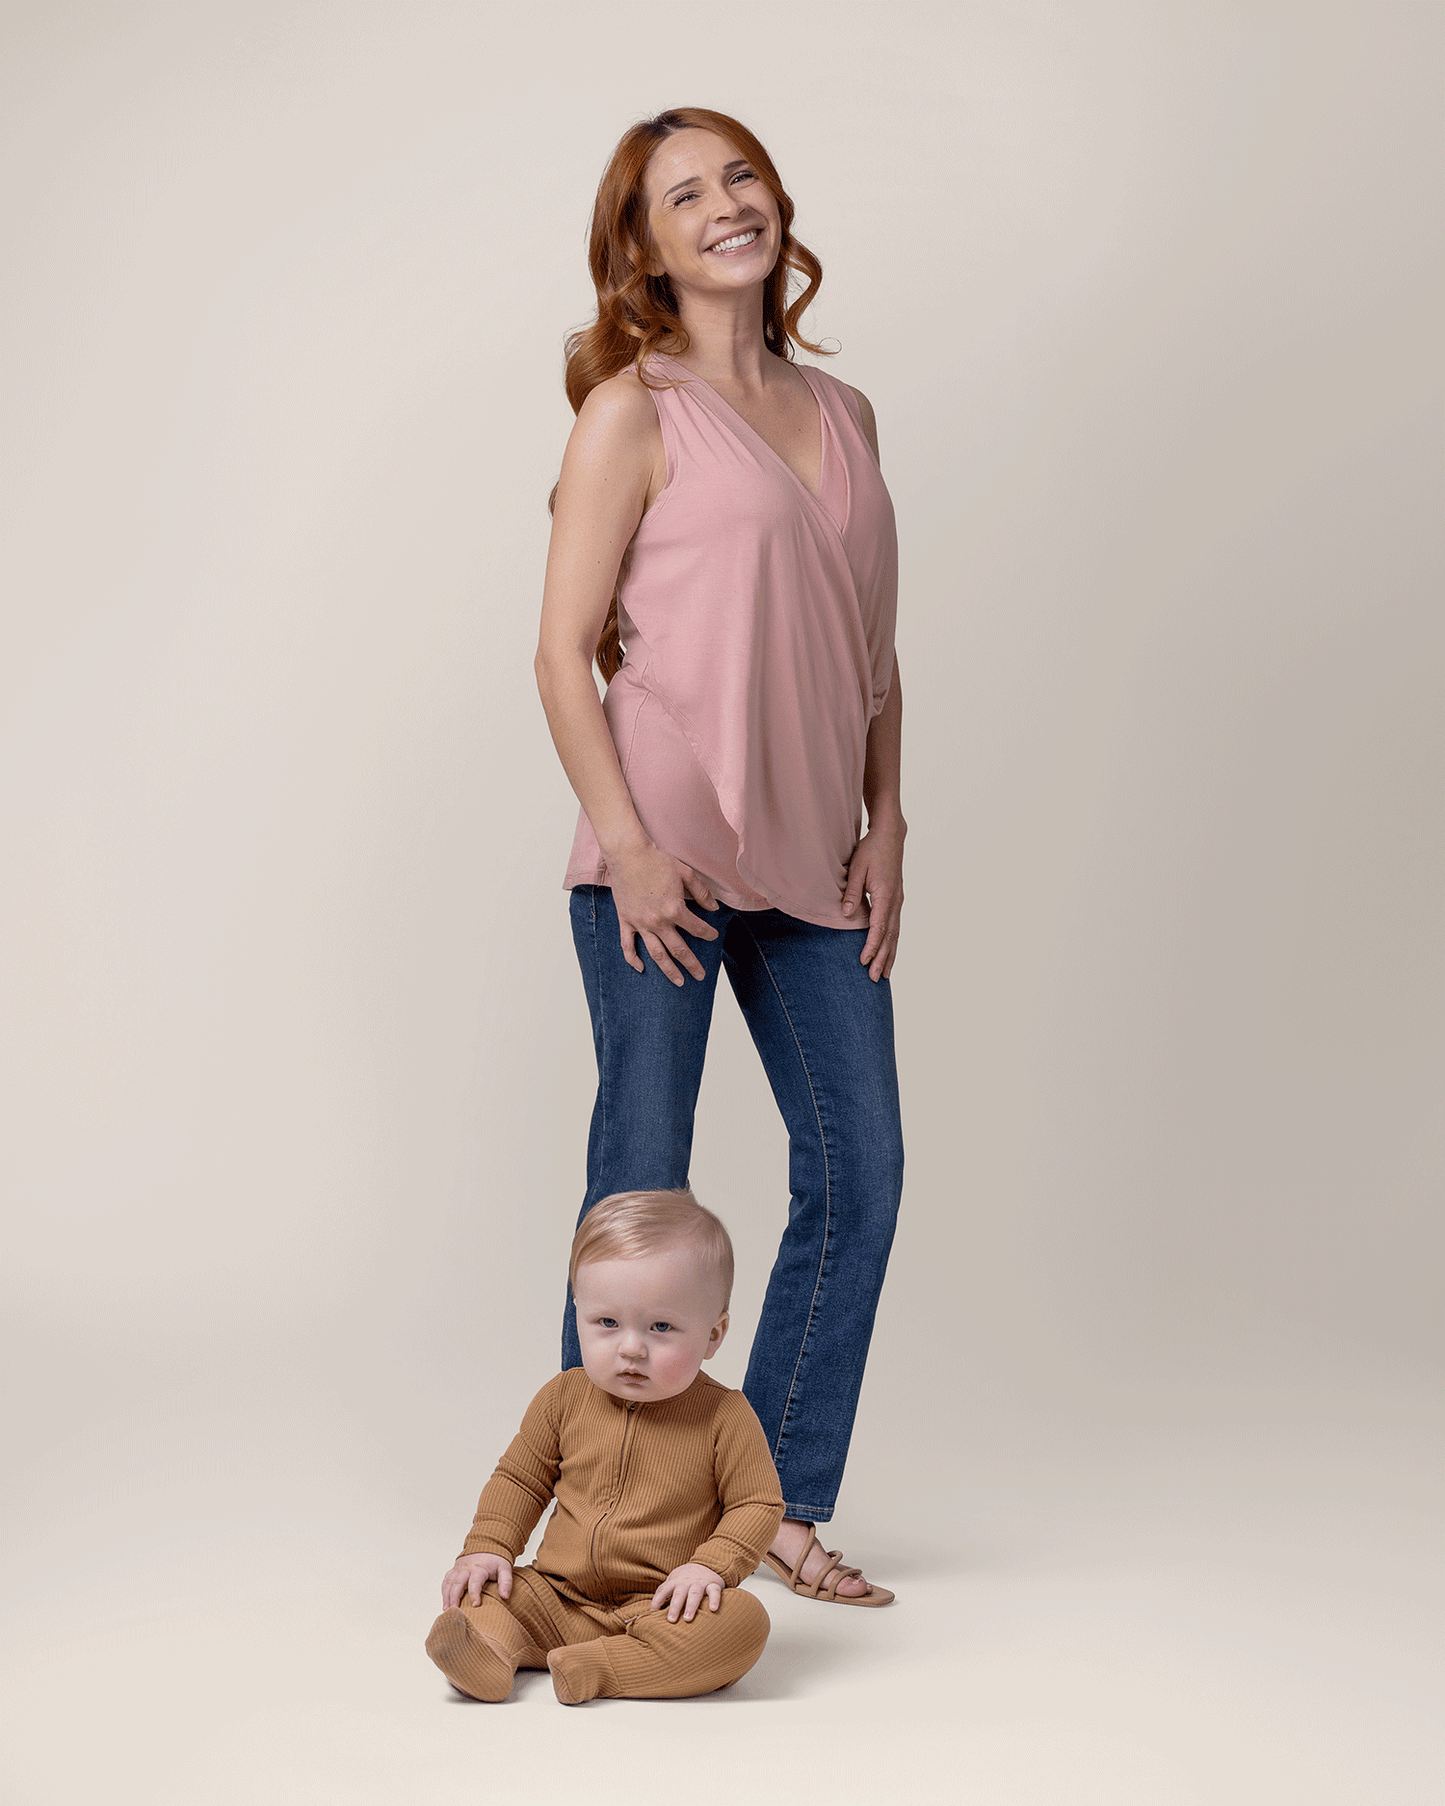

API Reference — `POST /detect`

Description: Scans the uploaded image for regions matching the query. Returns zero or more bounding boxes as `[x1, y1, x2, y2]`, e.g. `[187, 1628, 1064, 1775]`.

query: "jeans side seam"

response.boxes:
[741, 923, 832, 1470]
[592, 891, 607, 1193]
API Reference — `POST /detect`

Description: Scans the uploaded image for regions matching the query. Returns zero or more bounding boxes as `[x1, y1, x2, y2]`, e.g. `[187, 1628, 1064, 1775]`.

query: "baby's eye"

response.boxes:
[597, 1317, 618, 1329]
[649, 1321, 673, 1333]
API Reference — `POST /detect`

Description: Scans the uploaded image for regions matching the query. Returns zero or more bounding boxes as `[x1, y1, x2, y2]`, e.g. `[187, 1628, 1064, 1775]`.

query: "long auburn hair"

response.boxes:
[552, 108, 831, 682]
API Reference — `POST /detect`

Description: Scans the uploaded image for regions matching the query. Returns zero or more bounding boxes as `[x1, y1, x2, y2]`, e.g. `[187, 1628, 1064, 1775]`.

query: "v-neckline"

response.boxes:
[655, 355, 842, 526]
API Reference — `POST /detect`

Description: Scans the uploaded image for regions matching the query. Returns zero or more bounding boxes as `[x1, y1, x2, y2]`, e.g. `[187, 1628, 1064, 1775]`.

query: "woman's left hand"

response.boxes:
[842, 817, 905, 981]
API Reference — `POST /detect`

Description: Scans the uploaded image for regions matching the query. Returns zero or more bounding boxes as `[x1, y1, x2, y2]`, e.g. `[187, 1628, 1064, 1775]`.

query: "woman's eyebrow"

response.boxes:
[661, 160, 749, 201]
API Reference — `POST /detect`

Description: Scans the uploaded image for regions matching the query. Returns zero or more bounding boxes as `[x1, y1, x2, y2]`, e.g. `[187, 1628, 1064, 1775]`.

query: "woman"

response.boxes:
[534, 108, 904, 1606]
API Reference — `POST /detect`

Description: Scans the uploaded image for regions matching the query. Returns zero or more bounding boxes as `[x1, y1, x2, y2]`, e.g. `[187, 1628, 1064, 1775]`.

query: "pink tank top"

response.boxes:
[564, 354, 898, 929]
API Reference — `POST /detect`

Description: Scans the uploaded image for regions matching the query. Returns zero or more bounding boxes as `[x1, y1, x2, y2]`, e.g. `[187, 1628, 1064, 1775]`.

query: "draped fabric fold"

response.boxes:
[565, 354, 899, 930]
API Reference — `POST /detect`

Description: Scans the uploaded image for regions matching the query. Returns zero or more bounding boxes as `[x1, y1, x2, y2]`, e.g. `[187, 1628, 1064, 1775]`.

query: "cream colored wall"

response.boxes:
[2, 0, 1438, 1593]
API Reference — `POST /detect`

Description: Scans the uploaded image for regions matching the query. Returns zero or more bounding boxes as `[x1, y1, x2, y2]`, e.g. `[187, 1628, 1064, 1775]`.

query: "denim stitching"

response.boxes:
[741, 922, 832, 1469]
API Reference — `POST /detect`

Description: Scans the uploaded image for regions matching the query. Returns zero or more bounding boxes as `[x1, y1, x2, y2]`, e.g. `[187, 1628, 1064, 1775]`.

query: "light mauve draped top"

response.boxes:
[564, 353, 898, 930]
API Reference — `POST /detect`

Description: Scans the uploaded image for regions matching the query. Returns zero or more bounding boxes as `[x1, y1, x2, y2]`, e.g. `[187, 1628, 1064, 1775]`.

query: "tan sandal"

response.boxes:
[760, 1527, 895, 1607]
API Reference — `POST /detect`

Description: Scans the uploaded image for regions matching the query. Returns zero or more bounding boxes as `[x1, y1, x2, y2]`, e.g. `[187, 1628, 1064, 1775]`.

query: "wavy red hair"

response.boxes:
[553, 108, 831, 680]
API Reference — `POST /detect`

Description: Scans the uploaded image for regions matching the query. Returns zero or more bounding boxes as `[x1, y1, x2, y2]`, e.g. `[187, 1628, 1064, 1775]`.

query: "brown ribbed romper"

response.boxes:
[425, 1368, 785, 1703]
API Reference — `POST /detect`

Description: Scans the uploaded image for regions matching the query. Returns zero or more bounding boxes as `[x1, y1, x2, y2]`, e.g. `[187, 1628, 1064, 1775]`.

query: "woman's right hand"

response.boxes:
[606, 839, 720, 984]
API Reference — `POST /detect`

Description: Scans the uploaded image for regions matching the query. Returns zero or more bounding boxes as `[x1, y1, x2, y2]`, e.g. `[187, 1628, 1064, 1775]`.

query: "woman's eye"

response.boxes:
[673, 189, 700, 206]
[731, 170, 756, 185]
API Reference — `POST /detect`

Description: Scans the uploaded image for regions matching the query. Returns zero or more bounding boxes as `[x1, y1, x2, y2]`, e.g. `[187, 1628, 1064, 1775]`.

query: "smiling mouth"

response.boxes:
[708, 228, 761, 255]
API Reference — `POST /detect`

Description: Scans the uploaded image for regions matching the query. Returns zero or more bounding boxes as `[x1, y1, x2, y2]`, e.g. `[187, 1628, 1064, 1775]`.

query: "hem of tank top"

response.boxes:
[560, 871, 870, 931]
[595, 682, 866, 933]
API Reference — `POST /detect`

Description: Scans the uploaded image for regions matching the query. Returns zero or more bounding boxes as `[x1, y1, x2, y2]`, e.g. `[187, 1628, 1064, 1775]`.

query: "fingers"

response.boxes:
[444, 1556, 514, 1610]
[859, 890, 903, 982]
[640, 932, 690, 987]
[660, 929, 709, 980]
[618, 910, 713, 984]
[617, 920, 645, 975]
[841, 856, 867, 920]
[638, 915, 715, 984]
[673, 903, 719, 942]
[680, 868, 720, 914]
[652, 1569, 723, 1621]
[859, 892, 889, 970]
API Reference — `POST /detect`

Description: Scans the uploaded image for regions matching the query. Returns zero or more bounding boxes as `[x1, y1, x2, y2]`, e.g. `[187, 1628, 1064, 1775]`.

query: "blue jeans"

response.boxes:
[563, 886, 904, 1523]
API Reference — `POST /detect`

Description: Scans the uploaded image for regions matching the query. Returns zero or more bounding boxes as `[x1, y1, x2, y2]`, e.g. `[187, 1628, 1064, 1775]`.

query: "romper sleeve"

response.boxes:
[457, 1375, 564, 1562]
[689, 1391, 786, 1585]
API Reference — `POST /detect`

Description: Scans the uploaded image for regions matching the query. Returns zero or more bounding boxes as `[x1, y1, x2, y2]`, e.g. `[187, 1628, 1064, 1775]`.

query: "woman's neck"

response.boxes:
[671, 290, 781, 393]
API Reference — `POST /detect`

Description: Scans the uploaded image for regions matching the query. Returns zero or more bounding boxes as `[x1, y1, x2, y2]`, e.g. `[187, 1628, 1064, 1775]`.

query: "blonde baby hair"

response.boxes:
[569, 1188, 734, 1314]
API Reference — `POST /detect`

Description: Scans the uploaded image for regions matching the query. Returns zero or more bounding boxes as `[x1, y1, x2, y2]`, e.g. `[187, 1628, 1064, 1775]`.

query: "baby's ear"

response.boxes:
[705, 1312, 730, 1358]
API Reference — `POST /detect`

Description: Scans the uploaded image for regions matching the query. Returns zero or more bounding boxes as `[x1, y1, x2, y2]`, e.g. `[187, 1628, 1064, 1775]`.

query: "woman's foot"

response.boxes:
[767, 1517, 873, 1598]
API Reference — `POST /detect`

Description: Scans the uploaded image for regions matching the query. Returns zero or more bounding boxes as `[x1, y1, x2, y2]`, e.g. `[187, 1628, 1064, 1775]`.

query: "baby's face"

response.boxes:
[573, 1246, 728, 1404]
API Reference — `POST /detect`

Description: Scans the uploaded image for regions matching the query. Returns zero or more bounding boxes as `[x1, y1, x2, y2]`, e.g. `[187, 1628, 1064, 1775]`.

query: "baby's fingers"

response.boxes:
[706, 1581, 722, 1612]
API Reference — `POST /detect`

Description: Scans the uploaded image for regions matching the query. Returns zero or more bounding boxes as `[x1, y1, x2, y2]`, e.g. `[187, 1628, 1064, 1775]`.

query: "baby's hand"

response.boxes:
[441, 1552, 513, 1609]
[650, 1563, 725, 1623]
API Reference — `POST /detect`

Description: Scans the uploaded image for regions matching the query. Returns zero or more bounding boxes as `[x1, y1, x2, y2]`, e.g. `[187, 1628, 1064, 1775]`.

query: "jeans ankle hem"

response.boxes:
[780, 1503, 836, 1524]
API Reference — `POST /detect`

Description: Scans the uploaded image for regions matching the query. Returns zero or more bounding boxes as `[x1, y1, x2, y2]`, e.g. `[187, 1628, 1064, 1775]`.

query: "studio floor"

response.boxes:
[5, 1371, 1441, 1806]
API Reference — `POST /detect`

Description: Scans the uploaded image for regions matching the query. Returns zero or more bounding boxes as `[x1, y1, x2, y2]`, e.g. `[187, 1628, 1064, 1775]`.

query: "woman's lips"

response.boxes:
[707, 228, 762, 256]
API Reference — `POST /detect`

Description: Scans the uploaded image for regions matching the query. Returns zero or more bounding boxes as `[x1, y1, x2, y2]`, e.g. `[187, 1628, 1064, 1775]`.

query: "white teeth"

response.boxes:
[709, 229, 759, 253]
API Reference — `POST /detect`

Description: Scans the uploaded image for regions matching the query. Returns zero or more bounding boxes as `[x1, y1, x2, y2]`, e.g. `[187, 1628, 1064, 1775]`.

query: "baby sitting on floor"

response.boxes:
[426, 1188, 784, 1705]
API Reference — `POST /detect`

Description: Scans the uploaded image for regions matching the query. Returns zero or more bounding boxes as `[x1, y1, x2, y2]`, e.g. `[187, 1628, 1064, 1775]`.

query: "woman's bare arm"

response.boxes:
[841, 385, 905, 981]
[534, 374, 720, 984]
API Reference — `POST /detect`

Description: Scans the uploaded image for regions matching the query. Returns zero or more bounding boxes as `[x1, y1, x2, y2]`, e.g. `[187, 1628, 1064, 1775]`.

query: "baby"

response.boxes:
[425, 1188, 785, 1705]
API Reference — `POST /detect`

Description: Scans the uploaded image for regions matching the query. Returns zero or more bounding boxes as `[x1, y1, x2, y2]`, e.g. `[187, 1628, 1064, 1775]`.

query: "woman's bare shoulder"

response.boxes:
[842, 382, 880, 458]
[558, 369, 665, 510]
[573, 367, 664, 447]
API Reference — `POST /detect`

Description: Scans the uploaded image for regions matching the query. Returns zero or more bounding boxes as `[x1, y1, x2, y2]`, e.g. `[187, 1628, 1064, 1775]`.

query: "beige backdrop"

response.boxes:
[2, 3, 1440, 1803]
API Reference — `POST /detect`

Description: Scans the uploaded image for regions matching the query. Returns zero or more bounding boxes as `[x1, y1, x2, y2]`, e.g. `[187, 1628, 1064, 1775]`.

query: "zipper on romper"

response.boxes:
[588, 1402, 638, 1587]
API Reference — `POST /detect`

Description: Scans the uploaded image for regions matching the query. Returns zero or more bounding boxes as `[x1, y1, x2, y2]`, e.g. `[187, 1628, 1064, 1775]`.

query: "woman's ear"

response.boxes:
[704, 1312, 729, 1358]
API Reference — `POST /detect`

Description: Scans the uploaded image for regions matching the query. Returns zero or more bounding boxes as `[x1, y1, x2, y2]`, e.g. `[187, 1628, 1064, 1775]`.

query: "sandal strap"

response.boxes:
[780, 1526, 869, 1599]
[786, 1525, 823, 1589]
[814, 1550, 863, 1601]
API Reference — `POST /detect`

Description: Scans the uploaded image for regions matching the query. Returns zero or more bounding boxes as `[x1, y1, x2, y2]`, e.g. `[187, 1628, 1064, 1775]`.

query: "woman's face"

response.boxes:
[642, 127, 781, 302]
